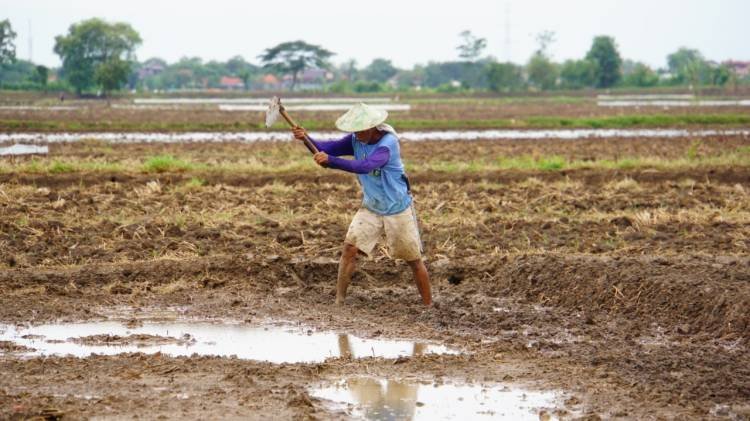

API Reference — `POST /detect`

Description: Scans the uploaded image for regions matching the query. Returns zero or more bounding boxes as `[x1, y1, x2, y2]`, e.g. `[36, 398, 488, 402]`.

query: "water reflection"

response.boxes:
[314, 376, 561, 421]
[0, 322, 456, 363]
[337, 334, 427, 359]
[337, 334, 420, 419]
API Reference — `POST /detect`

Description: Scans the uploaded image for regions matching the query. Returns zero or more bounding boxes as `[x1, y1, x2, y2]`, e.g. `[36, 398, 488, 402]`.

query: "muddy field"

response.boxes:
[1, 133, 749, 419]
[2, 94, 750, 133]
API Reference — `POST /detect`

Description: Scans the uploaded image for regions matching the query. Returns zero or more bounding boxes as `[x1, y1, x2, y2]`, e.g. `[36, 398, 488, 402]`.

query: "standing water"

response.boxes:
[0, 321, 457, 363]
[312, 377, 564, 420]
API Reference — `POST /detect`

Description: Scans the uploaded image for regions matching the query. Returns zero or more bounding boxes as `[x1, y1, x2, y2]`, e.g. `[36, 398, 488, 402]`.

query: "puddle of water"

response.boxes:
[0, 144, 49, 156]
[599, 100, 750, 107]
[134, 97, 394, 105]
[598, 94, 695, 100]
[313, 378, 561, 420]
[0, 106, 79, 111]
[0, 321, 456, 363]
[218, 104, 410, 112]
[1, 128, 748, 145]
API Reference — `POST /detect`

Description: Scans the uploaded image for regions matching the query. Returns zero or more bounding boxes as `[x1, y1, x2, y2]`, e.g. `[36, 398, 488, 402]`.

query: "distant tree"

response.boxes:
[341, 59, 358, 81]
[238, 69, 252, 90]
[353, 80, 383, 93]
[456, 30, 487, 62]
[524, 30, 558, 90]
[0, 59, 34, 87]
[0, 19, 17, 65]
[226, 55, 248, 75]
[422, 61, 489, 89]
[559, 59, 597, 89]
[711, 64, 731, 86]
[667, 48, 710, 85]
[527, 53, 558, 90]
[394, 67, 423, 90]
[486, 62, 524, 92]
[33, 65, 49, 89]
[535, 31, 556, 57]
[363, 58, 398, 83]
[585, 36, 622, 88]
[94, 58, 131, 96]
[622, 61, 658, 87]
[258, 40, 334, 91]
[54, 18, 142, 95]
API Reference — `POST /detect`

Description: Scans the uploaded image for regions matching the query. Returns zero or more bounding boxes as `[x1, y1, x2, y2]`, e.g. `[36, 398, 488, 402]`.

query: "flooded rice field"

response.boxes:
[596, 94, 750, 107]
[133, 97, 395, 104]
[1, 128, 749, 145]
[0, 104, 749, 419]
[0, 143, 48, 156]
[598, 99, 750, 107]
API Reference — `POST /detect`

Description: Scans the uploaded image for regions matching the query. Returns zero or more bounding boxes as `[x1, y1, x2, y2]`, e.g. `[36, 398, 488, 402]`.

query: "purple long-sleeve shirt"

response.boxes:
[310, 134, 390, 174]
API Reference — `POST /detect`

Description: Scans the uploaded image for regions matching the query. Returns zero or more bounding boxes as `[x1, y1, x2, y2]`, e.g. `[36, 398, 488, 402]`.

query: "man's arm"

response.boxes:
[325, 147, 390, 174]
[305, 132, 354, 157]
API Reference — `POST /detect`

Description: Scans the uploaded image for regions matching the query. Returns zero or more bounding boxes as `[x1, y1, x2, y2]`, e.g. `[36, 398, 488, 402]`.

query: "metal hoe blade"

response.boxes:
[265, 96, 281, 128]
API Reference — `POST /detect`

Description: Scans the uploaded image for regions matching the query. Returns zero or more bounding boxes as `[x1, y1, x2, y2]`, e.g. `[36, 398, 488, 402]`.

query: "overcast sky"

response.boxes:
[2, 0, 749, 70]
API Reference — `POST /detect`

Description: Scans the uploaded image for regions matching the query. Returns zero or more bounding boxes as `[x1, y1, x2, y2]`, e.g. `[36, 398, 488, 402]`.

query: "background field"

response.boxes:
[1, 93, 749, 419]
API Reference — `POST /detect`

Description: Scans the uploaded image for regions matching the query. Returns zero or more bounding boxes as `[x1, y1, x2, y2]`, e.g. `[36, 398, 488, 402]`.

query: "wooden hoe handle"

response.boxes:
[279, 107, 319, 155]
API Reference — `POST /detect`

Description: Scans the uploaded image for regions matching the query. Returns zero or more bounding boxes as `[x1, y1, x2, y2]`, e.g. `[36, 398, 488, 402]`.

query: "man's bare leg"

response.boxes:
[407, 259, 432, 306]
[336, 243, 359, 305]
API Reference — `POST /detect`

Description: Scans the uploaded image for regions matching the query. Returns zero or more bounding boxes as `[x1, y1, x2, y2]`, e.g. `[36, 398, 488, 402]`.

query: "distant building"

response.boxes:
[258, 74, 281, 90]
[220, 76, 244, 90]
[138, 58, 166, 79]
[283, 68, 334, 90]
[723, 60, 750, 78]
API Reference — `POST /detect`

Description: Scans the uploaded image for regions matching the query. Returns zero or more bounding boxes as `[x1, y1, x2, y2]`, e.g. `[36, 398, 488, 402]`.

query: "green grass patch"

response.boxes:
[537, 156, 566, 171]
[186, 177, 206, 188]
[142, 155, 195, 173]
[49, 161, 75, 173]
[494, 155, 567, 171]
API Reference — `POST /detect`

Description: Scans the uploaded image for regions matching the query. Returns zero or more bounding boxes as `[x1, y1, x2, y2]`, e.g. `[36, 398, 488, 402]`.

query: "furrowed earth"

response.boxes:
[1, 111, 749, 419]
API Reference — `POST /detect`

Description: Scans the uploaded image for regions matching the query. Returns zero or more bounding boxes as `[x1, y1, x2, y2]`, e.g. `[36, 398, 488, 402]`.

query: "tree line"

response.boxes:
[0, 18, 747, 95]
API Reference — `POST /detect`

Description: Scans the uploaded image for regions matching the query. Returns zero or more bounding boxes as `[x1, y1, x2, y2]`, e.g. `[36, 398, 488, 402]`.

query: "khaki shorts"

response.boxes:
[345, 206, 423, 261]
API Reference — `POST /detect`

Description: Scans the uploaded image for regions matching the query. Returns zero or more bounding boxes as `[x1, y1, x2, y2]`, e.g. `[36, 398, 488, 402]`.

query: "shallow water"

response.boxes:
[598, 100, 750, 107]
[1, 128, 748, 145]
[219, 104, 410, 112]
[597, 94, 695, 100]
[0, 144, 48, 156]
[0, 321, 456, 363]
[312, 378, 561, 420]
[0, 106, 79, 111]
[134, 97, 394, 105]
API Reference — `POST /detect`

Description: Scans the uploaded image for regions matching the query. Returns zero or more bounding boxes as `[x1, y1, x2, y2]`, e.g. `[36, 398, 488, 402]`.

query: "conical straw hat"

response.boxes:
[335, 102, 388, 132]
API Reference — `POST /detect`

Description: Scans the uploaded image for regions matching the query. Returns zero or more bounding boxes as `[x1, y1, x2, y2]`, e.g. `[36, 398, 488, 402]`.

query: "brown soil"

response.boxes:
[1, 99, 749, 132]
[1, 138, 749, 420]
[70, 333, 195, 347]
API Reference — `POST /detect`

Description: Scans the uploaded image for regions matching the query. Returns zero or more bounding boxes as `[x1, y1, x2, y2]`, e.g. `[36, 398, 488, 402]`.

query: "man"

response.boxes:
[292, 103, 432, 306]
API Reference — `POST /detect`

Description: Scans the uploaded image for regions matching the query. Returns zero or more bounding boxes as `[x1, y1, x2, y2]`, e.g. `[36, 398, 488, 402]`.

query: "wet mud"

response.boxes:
[0, 138, 749, 419]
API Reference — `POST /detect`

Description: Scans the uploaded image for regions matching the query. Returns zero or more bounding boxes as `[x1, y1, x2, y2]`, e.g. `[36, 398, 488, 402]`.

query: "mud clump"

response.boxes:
[447, 273, 464, 286]
[0, 340, 36, 353]
[71, 333, 195, 347]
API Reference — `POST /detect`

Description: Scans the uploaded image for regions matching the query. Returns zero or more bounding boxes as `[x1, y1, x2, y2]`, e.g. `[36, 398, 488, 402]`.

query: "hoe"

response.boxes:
[265, 96, 319, 154]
